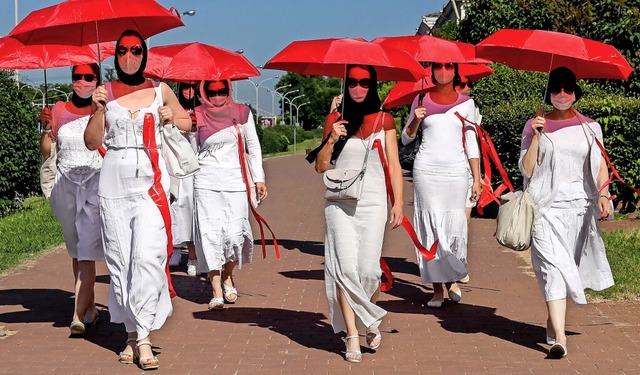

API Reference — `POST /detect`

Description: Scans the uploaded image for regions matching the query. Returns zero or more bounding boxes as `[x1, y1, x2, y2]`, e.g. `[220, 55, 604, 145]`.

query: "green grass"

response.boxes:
[264, 138, 323, 158]
[0, 197, 63, 273]
[587, 229, 640, 301]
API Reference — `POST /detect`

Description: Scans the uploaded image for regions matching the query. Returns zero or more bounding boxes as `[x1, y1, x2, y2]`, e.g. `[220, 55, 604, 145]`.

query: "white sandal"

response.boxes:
[366, 329, 382, 350]
[222, 283, 238, 303]
[342, 335, 362, 363]
[208, 297, 224, 310]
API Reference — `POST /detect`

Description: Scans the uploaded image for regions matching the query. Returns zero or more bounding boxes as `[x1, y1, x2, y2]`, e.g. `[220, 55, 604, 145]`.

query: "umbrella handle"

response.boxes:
[95, 21, 102, 86]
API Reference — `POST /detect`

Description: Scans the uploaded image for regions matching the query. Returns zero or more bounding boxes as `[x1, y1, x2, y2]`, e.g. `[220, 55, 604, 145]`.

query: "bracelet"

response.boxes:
[41, 129, 52, 134]
[599, 194, 610, 200]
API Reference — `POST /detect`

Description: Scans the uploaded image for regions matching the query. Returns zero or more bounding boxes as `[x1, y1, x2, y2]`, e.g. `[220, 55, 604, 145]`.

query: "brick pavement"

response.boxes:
[1, 154, 639, 374]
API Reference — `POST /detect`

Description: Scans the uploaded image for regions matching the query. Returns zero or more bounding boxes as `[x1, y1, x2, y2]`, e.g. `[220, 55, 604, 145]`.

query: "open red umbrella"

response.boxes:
[475, 29, 633, 80]
[144, 42, 260, 82]
[0, 37, 114, 103]
[263, 37, 425, 81]
[372, 35, 476, 63]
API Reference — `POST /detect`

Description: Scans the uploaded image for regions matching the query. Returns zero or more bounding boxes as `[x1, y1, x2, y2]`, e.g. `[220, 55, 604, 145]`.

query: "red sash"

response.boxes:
[142, 114, 176, 298]
[233, 122, 280, 260]
[371, 139, 438, 292]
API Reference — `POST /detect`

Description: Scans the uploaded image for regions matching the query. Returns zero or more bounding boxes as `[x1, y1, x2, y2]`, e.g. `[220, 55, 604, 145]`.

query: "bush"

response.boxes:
[260, 129, 288, 154]
[0, 71, 41, 202]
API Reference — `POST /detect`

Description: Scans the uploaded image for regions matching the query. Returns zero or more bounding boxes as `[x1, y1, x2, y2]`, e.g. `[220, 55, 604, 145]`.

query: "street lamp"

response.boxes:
[249, 75, 279, 123]
[147, 9, 195, 47]
[281, 89, 299, 124]
[268, 84, 291, 120]
[289, 94, 306, 126]
[293, 101, 310, 126]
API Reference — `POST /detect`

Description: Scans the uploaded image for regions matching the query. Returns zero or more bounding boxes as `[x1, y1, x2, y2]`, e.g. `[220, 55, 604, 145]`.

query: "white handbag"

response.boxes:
[495, 190, 535, 251]
[323, 168, 366, 201]
[39, 143, 57, 199]
[160, 123, 200, 179]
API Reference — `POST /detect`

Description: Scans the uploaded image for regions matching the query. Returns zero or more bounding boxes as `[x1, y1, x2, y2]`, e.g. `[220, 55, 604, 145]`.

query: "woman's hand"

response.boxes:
[158, 106, 174, 125]
[389, 204, 404, 229]
[414, 106, 427, 121]
[329, 119, 348, 144]
[598, 196, 612, 219]
[470, 181, 482, 203]
[256, 182, 268, 201]
[92, 85, 108, 111]
[39, 107, 52, 130]
[532, 116, 545, 136]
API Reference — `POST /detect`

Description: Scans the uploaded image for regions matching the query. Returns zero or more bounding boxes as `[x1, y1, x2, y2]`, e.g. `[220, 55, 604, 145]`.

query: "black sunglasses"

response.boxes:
[116, 45, 143, 56]
[433, 63, 455, 70]
[72, 73, 96, 82]
[550, 87, 575, 95]
[459, 81, 473, 89]
[346, 78, 371, 89]
[205, 88, 229, 97]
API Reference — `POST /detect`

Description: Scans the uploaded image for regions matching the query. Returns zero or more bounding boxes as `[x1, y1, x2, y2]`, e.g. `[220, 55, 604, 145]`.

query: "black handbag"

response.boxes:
[398, 128, 422, 171]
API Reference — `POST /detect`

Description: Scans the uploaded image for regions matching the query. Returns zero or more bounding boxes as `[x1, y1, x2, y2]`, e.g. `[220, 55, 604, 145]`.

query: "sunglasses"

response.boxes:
[346, 78, 371, 89]
[116, 45, 143, 56]
[459, 81, 473, 89]
[550, 87, 575, 95]
[206, 88, 229, 97]
[432, 63, 455, 70]
[72, 73, 96, 82]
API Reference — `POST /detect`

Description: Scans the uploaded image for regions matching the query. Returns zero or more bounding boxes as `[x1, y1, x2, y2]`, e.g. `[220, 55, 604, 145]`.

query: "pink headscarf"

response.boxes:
[195, 80, 250, 146]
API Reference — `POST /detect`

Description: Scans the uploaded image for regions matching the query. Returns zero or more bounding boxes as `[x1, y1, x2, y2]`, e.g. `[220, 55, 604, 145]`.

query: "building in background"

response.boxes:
[416, 0, 470, 35]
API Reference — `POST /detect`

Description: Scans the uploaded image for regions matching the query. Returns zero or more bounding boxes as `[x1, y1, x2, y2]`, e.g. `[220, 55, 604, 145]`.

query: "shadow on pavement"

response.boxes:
[171, 274, 215, 305]
[0, 288, 74, 327]
[279, 269, 324, 281]
[193, 307, 342, 355]
[254, 238, 324, 257]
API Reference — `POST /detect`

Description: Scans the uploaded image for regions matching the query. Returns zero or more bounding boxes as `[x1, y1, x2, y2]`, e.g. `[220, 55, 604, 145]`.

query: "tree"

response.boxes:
[0, 70, 41, 202]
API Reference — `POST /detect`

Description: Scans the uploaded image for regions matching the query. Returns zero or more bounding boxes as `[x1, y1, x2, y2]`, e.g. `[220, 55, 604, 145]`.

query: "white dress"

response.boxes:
[519, 115, 614, 304]
[324, 129, 387, 333]
[402, 94, 479, 284]
[193, 114, 264, 272]
[99, 81, 172, 339]
[169, 131, 197, 245]
[48, 102, 103, 261]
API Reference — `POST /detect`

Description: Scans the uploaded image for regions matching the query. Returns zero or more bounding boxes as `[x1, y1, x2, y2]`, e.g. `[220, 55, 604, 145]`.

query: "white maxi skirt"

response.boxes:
[413, 167, 469, 283]
[99, 193, 172, 339]
[169, 175, 195, 245]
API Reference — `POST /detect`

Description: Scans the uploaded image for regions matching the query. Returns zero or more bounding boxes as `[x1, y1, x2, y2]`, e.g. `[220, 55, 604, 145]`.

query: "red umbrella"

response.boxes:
[382, 64, 494, 109]
[372, 35, 476, 63]
[144, 42, 260, 82]
[8, 0, 183, 46]
[0, 37, 114, 103]
[475, 29, 633, 80]
[263, 37, 425, 81]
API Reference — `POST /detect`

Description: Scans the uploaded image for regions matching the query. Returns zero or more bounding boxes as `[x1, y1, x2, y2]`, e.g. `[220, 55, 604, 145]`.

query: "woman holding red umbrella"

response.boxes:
[193, 79, 267, 310]
[402, 62, 481, 308]
[85, 30, 191, 370]
[313, 65, 404, 363]
[39, 63, 103, 337]
[520, 67, 614, 359]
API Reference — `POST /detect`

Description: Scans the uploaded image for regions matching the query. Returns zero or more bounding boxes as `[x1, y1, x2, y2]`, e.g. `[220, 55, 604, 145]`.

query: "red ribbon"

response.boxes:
[372, 139, 438, 292]
[594, 138, 640, 198]
[233, 122, 280, 260]
[455, 112, 514, 214]
[142, 114, 176, 298]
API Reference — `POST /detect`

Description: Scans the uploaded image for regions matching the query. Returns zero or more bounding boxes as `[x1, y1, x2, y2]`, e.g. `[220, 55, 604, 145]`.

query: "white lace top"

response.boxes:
[50, 102, 102, 181]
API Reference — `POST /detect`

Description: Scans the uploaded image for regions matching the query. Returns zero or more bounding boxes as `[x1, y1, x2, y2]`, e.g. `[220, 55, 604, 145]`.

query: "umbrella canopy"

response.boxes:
[0, 37, 114, 70]
[475, 29, 633, 80]
[382, 64, 494, 109]
[263, 37, 425, 82]
[372, 35, 476, 64]
[8, 0, 184, 46]
[144, 42, 260, 82]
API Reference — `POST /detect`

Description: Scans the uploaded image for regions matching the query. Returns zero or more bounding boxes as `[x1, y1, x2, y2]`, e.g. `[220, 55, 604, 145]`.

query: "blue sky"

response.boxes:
[1, 0, 446, 114]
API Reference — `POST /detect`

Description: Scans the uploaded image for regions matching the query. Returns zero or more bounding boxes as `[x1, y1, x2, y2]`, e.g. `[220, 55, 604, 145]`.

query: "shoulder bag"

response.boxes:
[496, 189, 535, 251]
[40, 142, 57, 199]
[160, 123, 200, 178]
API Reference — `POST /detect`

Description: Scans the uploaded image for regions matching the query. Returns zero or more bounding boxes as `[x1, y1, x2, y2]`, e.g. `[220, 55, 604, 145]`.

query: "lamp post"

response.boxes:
[249, 75, 279, 124]
[271, 84, 290, 120]
[281, 90, 298, 124]
[293, 101, 310, 126]
[147, 9, 195, 47]
[14, 0, 19, 86]
[289, 94, 305, 126]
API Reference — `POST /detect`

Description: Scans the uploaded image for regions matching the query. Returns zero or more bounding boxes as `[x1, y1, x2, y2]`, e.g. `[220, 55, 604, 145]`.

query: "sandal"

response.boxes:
[136, 340, 159, 370]
[222, 283, 238, 303]
[118, 338, 137, 364]
[83, 310, 100, 325]
[208, 297, 224, 310]
[69, 320, 86, 336]
[365, 329, 382, 350]
[342, 335, 362, 363]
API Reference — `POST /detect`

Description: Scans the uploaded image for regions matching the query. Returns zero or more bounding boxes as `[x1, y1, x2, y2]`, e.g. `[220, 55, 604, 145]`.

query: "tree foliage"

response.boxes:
[0, 70, 41, 203]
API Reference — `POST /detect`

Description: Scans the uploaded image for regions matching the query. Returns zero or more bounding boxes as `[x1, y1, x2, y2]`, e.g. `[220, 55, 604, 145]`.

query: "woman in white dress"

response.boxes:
[85, 30, 191, 370]
[311, 65, 404, 363]
[520, 67, 613, 359]
[193, 79, 267, 310]
[39, 63, 103, 336]
[402, 62, 481, 307]
[168, 82, 200, 276]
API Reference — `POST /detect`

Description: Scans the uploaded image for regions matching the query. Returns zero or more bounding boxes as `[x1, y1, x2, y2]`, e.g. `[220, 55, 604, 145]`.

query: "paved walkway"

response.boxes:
[1, 154, 639, 374]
